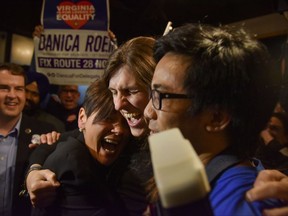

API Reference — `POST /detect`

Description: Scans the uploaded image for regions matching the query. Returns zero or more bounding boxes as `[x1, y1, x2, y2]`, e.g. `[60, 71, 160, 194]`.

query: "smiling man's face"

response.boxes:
[0, 69, 26, 120]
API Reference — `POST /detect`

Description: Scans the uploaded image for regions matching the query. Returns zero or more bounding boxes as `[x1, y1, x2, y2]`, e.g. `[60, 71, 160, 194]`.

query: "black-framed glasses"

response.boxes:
[60, 89, 79, 95]
[150, 89, 192, 110]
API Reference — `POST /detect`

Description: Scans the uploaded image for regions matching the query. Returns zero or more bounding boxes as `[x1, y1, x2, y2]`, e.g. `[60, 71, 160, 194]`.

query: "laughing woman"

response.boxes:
[26, 36, 157, 216]
[31, 79, 131, 216]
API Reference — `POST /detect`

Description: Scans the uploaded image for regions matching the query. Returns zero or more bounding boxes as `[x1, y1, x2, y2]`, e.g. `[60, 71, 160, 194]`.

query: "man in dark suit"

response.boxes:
[0, 63, 55, 216]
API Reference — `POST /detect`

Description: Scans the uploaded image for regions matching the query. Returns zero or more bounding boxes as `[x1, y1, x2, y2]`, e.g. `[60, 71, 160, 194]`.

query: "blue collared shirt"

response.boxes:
[0, 116, 21, 216]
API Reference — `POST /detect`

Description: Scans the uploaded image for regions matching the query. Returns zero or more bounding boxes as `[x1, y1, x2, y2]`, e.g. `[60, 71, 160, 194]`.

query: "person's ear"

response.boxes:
[205, 109, 231, 132]
[78, 107, 87, 131]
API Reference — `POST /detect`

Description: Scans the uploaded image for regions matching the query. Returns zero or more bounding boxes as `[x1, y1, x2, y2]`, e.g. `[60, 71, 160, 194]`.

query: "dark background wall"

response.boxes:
[1, 0, 288, 69]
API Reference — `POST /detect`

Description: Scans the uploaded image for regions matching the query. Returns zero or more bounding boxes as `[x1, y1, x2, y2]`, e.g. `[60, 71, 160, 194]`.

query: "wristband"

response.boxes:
[19, 165, 42, 197]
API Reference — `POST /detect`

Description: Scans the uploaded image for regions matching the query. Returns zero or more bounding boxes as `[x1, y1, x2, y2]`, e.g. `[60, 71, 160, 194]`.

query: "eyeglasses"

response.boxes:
[60, 89, 79, 95]
[150, 89, 192, 110]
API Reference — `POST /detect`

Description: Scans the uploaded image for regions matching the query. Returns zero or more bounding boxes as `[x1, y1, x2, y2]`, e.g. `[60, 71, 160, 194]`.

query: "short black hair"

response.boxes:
[154, 23, 280, 158]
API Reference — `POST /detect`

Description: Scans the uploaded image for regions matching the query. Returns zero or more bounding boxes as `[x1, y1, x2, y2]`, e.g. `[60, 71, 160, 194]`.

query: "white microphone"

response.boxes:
[148, 128, 213, 215]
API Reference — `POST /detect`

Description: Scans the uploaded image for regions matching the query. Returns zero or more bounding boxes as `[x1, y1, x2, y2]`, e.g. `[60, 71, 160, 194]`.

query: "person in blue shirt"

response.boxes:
[144, 23, 284, 215]
[0, 63, 55, 216]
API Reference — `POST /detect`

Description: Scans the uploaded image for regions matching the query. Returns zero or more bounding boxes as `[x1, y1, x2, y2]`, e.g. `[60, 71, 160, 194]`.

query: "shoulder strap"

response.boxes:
[153, 148, 239, 216]
[205, 148, 241, 185]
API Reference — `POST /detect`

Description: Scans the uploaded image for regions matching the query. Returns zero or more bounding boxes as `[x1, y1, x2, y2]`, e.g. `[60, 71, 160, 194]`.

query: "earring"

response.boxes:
[214, 127, 220, 131]
[79, 128, 83, 132]
[205, 125, 212, 132]
[205, 125, 221, 132]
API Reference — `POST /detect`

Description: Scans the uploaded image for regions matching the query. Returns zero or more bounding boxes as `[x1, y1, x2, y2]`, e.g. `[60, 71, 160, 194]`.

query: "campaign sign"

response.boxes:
[35, 0, 113, 85]
[42, 0, 108, 30]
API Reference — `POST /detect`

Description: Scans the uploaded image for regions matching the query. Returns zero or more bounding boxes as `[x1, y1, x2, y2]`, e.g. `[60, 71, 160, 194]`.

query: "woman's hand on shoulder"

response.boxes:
[29, 131, 61, 149]
[246, 169, 288, 216]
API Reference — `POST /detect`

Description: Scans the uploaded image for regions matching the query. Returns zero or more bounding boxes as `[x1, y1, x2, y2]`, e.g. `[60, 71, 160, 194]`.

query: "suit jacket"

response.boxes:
[12, 114, 55, 216]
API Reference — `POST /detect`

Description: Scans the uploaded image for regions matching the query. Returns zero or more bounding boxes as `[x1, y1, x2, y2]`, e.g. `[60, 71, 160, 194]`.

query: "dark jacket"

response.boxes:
[29, 131, 152, 216]
[12, 114, 55, 216]
[31, 132, 127, 216]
